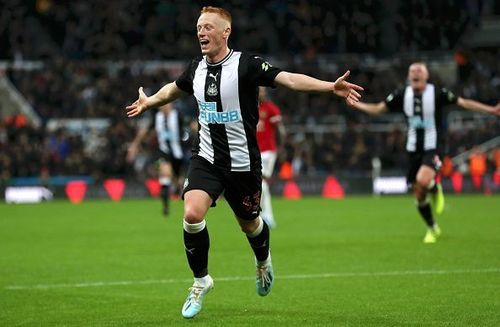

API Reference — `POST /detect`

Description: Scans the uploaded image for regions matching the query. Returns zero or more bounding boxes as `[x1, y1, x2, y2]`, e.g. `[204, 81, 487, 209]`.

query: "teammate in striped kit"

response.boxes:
[127, 103, 185, 216]
[257, 87, 286, 229]
[352, 62, 500, 243]
[126, 6, 363, 318]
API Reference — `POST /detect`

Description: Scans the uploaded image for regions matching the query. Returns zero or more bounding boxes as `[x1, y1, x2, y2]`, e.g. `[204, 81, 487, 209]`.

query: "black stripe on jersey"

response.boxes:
[238, 56, 261, 171]
[176, 58, 202, 154]
[434, 88, 445, 155]
[205, 65, 231, 170]
[176, 57, 203, 95]
[163, 114, 173, 155]
[413, 94, 424, 152]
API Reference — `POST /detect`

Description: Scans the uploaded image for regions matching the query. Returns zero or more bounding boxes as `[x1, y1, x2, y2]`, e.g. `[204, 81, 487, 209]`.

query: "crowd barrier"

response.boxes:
[3, 173, 499, 204]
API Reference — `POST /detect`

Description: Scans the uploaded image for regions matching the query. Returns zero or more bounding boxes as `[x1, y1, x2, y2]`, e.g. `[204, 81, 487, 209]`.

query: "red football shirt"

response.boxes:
[256, 100, 282, 152]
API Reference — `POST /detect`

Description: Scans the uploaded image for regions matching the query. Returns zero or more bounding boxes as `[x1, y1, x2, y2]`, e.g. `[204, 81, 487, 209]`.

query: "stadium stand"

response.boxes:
[1, 1, 498, 194]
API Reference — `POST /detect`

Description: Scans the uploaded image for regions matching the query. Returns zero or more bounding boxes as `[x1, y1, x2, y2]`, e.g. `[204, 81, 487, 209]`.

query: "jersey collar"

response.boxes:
[205, 49, 234, 66]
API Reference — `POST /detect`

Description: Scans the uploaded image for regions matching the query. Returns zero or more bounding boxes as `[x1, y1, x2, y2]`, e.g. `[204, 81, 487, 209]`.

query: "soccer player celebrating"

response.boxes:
[126, 6, 363, 318]
[257, 87, 286, 228]
[352, 62, 500, 243]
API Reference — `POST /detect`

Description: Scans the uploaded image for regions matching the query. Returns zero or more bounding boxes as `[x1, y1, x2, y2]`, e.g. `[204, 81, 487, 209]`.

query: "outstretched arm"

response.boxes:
[126, 82, 186, 117]
[351, 101, 388, 115]
[457, 97, 500, 116]
[274, 70, 364, 106]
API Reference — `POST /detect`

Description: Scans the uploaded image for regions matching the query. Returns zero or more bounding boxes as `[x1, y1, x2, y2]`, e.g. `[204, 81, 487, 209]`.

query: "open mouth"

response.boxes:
[200, 39, 210, 47]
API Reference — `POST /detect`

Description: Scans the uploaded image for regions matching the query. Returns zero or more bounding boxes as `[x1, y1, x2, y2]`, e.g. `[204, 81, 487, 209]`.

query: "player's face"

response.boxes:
[197, 13, 230, 59]
[408, 64, 429, 92]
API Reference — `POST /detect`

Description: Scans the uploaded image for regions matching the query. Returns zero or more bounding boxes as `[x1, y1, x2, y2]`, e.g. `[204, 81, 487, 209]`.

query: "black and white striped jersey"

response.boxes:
[175, 50, 282, 172]
[154, 108, 184, 160]
[138, 107, 184, 159]
[385, 83, 457, 153]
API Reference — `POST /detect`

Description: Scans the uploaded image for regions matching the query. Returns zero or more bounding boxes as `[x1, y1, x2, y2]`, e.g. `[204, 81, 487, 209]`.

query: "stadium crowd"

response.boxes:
[2, 0, 493, 60]
[2, 101, 499, 184]
[1, 1, 499, 183]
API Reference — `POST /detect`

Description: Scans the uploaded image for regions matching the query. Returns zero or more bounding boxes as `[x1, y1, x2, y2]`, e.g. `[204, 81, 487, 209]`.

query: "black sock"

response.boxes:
[161, 184, 170, 208]
[417, 202, 435, 228]
[246, 221, 270, 262]
[183, 226, 210, 277]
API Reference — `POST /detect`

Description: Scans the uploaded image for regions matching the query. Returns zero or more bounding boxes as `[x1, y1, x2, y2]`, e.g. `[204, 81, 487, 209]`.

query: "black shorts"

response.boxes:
[182, 155, 262, 220]
[407, 150, 442, 184]
[158, 150, 184, 177]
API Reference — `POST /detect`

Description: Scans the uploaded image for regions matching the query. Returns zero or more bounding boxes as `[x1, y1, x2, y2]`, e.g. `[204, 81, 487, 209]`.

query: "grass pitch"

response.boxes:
[1, 195, 499, 326]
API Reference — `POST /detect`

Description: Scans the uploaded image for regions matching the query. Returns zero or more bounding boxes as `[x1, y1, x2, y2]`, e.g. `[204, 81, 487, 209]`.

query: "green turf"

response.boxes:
[1, 195, 499, 326]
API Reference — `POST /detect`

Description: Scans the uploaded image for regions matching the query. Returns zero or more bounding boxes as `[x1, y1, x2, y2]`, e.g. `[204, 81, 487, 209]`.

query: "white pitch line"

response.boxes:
[4, 268, 500, 291]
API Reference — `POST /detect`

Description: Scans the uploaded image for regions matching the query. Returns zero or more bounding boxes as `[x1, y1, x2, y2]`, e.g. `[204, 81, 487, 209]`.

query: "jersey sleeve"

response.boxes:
[384, 88, 404, 113]
[175, 58, 201, 95]
[438, 88, 458, 106]
[247, 55, 282, 87]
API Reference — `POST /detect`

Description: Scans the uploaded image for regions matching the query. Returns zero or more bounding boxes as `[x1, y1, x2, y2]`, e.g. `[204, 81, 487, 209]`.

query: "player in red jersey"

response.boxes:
[257, 87, 286, 228]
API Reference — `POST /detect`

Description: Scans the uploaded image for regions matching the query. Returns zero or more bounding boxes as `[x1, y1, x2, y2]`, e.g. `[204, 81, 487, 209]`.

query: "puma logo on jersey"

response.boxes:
[208, 72, 219, 81]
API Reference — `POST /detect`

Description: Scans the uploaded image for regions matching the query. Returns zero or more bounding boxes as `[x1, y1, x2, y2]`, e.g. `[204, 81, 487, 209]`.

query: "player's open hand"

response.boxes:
[126, 87, 148, 117]
[333, 71, 364, 106]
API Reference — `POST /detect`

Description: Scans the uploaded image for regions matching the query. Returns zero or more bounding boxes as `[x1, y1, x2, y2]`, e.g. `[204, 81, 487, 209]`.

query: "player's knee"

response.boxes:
[415, 176, 431, 190]
[183, 206, 205, 224]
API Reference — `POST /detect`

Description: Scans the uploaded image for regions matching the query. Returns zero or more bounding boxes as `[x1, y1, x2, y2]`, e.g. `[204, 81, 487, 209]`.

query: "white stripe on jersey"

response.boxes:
[422, 85, 437, 151]
[403, 87, 416, 151]
[403, 84, 437, 152]
[220, 52, 250, 171]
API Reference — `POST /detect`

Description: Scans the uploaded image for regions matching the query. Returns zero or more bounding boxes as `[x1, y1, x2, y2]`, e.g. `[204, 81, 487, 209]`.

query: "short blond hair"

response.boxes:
[200, 6, 232, 26]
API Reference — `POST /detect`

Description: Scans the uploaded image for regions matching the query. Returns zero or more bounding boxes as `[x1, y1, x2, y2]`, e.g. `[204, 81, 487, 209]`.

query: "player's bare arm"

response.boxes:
[274, 70, 364, 106]
[126, 125, 149, 162]
[457, 97, 500, 116]
[352, 101, 388, 115]
[126, 82, 186, 117]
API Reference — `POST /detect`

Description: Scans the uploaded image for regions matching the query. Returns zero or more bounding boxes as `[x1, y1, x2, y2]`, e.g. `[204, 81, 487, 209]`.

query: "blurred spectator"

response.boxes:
[469, 147, 487, 190]
[493, 148, 500, 172]
[491, 148, 500, 186]
[1, 1, 498, 182]
[0, 1, 477, 60]
[441, 155, 454, 179]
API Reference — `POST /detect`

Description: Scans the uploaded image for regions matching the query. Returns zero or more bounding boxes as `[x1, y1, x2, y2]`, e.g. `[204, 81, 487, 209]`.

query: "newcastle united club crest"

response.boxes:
[207, 83, 218, 96]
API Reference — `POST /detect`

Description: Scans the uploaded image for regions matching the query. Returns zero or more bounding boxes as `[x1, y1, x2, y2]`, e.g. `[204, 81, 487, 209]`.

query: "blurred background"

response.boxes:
[1, 0, 499, 200]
